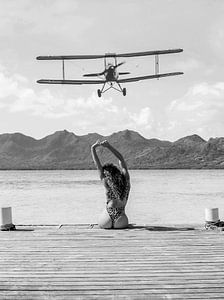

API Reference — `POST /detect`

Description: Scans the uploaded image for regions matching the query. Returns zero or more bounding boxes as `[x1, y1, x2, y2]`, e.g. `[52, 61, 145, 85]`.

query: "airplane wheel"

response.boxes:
[122, 88, 126, 96]
[97, 89, 102, 98]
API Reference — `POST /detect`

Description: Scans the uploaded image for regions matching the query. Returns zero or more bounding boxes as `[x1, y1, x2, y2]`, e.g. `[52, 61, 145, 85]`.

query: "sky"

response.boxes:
[0, 0, 224, 141]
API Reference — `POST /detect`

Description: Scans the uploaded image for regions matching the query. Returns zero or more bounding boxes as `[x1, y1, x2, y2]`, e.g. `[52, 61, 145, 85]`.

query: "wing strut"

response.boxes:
[155, 55, 159, 76]
[62, 60, 65, 80]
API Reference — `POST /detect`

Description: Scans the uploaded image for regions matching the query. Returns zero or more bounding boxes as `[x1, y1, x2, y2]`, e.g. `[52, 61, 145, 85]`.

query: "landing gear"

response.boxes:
[97, 89, 102, 98]
[97, 83, 126, 97]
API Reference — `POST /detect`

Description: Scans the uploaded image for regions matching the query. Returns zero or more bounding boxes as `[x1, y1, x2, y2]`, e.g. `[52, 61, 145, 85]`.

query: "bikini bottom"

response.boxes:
[106, 206, 125, 228]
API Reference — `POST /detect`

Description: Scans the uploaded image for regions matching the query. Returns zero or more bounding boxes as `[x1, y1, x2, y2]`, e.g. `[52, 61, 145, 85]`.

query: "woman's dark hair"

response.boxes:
[102, 163, 126, 200]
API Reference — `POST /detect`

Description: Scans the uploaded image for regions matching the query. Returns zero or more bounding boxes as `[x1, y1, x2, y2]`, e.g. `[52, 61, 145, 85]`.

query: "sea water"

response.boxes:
[0, 169, 224, 225]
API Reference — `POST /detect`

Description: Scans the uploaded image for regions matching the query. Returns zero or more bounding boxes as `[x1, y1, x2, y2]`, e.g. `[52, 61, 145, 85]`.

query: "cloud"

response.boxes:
[2, 62, 224, 141]
[67, 98, 154, 136]
[0, 0, 92, 38]
[130, 107, 153, 129]
[0, 65, 155, 136]
[172, 58, 202, 73]
[167, 82, 224, 140]
[209, 17, 224, 63]
[0, 73, 19, 98]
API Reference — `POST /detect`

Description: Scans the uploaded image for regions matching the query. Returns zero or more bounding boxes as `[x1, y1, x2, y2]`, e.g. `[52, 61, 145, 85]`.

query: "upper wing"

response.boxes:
[36, 55, 105, 60]
[116, 49, 183, 58]
[36, 49, 183, 60]
[117, 72, 183, 83]
[37, 79, 106, 85]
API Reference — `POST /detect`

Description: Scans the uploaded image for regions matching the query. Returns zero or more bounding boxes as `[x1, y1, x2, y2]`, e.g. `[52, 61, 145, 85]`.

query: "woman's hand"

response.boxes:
[100, 140, 110, 148]
[92, 140, 101, 149]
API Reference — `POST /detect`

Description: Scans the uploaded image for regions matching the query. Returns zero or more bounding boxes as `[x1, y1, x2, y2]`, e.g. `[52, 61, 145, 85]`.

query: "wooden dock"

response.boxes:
[0, 224, 224, 299]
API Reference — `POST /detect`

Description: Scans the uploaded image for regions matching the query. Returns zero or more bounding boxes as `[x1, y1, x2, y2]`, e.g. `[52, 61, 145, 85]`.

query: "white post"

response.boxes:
[205, 208, 219, 223]
[0, 207, 16, 231]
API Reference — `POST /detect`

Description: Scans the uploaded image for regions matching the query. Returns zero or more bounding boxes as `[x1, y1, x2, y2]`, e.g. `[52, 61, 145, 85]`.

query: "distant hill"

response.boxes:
[0, 130, 224, 169]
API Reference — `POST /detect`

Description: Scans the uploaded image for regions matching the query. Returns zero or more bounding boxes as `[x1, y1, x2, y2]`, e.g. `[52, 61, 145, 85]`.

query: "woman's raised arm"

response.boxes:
[101, 141, 129, 179]
[91, 140, 104, 180]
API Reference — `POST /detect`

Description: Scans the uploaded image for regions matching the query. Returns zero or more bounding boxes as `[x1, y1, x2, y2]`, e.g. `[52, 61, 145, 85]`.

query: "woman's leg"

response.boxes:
[98, 209, 113, 229]
[114, 213, 129, 229]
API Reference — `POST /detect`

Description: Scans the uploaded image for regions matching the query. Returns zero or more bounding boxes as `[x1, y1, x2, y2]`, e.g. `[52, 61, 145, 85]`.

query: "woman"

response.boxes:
[91, 140, 130, 229]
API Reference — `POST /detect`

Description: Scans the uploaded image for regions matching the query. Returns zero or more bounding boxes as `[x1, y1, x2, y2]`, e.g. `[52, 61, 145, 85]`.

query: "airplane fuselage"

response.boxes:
[104, 65, 119, 82]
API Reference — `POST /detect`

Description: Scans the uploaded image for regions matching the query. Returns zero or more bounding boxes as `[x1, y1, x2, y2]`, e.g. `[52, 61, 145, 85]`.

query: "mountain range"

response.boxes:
[0, 129, 224, 169]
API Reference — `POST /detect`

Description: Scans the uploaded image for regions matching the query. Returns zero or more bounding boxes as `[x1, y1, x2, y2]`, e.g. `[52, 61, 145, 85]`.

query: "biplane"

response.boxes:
[36, 49, 183, 97]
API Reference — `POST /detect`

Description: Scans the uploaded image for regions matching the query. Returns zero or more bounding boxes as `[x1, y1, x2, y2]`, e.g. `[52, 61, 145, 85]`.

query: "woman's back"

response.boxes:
[104, 175, 130, 207]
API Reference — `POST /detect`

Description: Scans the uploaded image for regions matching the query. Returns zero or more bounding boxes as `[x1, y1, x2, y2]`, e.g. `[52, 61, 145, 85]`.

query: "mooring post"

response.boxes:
[204, 207, 221, 230]
[205, 208, 219, 223]
[0, 207, 16, 231]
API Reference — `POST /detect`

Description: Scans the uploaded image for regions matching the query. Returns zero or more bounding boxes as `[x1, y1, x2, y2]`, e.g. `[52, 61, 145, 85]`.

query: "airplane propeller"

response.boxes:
[114, 61, 125, 68]
[83, 61, 126, 77]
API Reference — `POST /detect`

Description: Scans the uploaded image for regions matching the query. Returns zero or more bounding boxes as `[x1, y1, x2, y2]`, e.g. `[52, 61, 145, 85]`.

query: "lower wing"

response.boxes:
[37, 72, 183, 85]
[117, 72, 183, 83]
[37, 79, 106, 85]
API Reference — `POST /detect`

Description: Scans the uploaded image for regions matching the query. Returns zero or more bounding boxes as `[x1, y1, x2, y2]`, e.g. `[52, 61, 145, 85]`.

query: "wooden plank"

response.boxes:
[0, 273, 222, 282]
[1, 287, 224, 293]
[0, 292, 224, 300]
[1, 282, 224, 289]
[0, 277, 223, 284]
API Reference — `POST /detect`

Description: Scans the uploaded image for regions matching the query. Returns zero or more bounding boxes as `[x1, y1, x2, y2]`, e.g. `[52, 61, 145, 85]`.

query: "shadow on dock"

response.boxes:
[8, 228, 34, 232]
[127, 224, 195, 231]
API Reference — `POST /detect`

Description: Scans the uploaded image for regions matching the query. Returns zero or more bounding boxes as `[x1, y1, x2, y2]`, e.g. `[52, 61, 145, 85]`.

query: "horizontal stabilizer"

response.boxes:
[37, 79, 106, 85]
